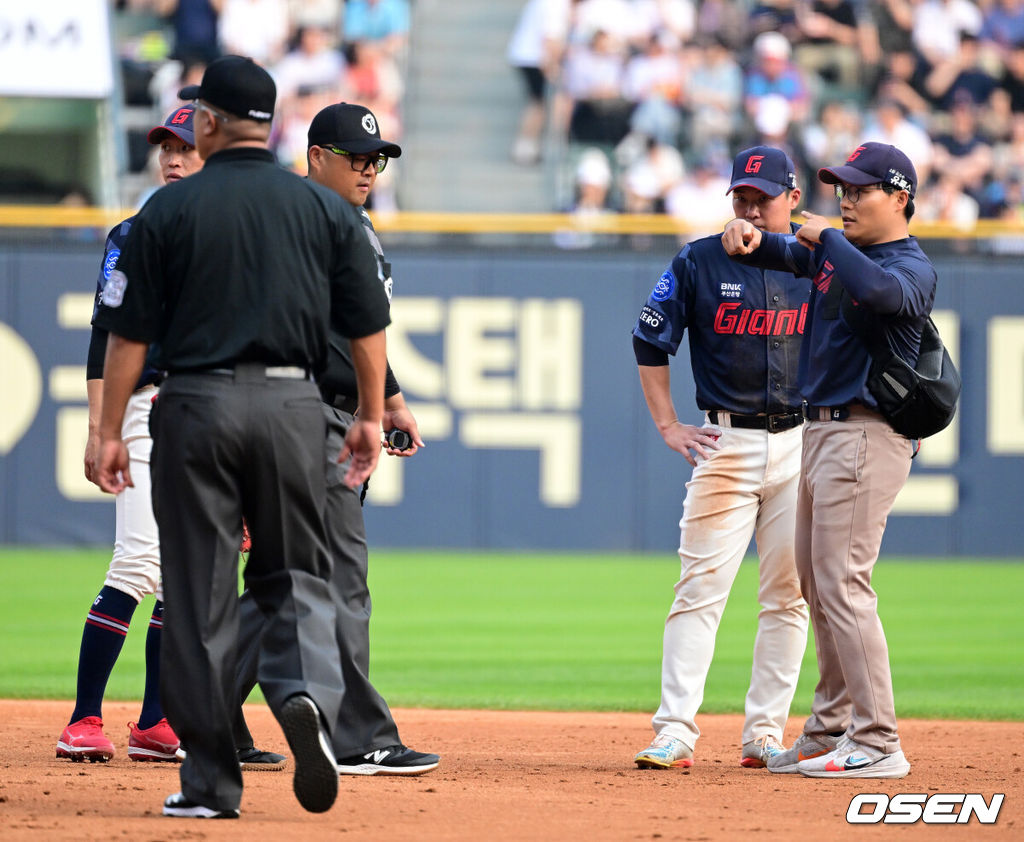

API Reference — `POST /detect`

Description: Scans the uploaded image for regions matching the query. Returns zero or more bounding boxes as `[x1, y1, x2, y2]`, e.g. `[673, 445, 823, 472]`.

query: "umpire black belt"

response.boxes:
[707, 410, 803, 433]
[320, 390, 358, 414]
[171, 363, 311, 380]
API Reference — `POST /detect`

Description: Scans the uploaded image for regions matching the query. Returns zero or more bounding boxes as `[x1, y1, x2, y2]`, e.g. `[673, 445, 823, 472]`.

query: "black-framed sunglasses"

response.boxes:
[834, 183, 890, 203]
[320, 145, 388, 174]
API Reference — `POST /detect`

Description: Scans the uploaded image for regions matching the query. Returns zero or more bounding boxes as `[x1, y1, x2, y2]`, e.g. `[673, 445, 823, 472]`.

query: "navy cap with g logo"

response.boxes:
[818, 142, 917, 197]
[726, 146, 797, 197]
[147, 106, 196, 146]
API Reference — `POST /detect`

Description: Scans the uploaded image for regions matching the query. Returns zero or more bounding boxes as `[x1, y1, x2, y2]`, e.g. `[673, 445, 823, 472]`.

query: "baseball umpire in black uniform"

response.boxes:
[233, 102, 438, 776]
[94, 56, 391, 819]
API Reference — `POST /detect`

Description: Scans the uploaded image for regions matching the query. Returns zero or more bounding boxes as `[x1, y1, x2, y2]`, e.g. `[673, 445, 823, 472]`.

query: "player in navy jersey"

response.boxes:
[723, 141, 932, 779]
[57, 106, 203, 764]
[631, 147, 810, 771]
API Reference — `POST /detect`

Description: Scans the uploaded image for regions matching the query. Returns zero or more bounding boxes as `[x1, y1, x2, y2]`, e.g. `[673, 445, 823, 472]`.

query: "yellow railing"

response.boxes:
[2, 205, 1024, 240]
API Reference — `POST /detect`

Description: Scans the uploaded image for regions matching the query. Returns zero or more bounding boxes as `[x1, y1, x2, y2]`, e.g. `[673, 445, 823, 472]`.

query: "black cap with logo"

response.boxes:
[307, 103, 402, 157]
[178, 55, 276, 122]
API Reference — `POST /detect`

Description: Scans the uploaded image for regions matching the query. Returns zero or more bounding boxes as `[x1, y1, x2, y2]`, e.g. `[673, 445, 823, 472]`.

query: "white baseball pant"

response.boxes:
[652, 417, 808, 750]
[104, 385, 162, 603]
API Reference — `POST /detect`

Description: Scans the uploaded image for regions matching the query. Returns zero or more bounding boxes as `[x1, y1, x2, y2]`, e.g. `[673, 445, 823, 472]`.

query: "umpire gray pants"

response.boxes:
[234, 403, 400, 758]
[151, 369, 344, 812]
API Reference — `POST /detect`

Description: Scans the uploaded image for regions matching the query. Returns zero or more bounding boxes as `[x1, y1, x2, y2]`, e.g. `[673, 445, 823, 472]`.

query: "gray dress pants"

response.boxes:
[234, 403, 400, 759]
[151, 368, 344, 811]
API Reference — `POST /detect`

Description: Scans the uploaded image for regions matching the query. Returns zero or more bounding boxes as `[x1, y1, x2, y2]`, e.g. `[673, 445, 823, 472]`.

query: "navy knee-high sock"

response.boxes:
[137, 601, 165, 730]
[69, 586, 137, 724]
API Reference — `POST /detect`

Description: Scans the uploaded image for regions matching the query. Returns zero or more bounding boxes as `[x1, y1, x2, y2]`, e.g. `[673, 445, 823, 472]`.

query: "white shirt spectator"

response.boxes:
[508, 0, 572, 67]
[911, 0, 983, 63]
[220, 0, 291, 64]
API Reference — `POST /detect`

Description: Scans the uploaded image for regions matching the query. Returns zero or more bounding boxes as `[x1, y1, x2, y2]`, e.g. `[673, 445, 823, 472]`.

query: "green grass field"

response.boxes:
[1, 549, 1021, 720]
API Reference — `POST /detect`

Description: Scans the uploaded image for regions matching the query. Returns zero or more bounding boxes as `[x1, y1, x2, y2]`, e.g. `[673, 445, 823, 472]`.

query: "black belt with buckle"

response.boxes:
[321, 390, 358, 414]
[707, 410, 803, 433]
[802, 403, 851, 422]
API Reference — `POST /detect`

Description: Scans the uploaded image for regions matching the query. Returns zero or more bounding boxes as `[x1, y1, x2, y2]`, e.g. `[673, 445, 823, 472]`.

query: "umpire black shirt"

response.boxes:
[94, 147, 390, 372]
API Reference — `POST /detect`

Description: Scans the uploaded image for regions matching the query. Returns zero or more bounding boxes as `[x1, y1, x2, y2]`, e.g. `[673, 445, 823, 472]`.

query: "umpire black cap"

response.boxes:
[179, 55, 275, 122]
[307, 103, 402, 158]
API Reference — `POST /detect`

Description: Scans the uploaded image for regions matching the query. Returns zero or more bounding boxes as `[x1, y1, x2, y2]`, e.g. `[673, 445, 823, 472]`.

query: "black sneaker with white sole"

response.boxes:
[162, 792, 239, 819]
[279, 694, 338, 813]
[336, 745, 440, 776]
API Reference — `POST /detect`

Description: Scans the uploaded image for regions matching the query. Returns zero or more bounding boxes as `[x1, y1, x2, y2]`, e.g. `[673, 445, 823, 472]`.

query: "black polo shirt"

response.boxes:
[94, 147, 389, 373]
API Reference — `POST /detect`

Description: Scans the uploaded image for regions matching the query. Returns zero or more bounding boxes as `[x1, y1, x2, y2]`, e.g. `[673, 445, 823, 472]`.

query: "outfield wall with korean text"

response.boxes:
[1, 240, 1021, 555]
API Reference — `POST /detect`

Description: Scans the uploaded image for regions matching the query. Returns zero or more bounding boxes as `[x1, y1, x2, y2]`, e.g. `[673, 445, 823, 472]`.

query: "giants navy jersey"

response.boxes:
[633, 229, 810, 415]
[748, 229, 936, 408]
[86, 217, 162, 389]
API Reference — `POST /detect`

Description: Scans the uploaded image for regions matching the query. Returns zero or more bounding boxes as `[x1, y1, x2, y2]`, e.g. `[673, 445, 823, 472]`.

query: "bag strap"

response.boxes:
[839, 288, 897, 364]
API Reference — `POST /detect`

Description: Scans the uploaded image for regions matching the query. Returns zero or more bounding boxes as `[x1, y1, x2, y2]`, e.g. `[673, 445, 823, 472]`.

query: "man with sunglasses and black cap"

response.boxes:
[233, 102, 439, 777]
[723, 142, 935, 779]
[94, 55, 391, 818]
[631, 146, 810, 773]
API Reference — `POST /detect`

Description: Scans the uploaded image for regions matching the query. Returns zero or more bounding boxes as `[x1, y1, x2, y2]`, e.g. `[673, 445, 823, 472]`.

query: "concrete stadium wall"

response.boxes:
[2, 239, 1021, 555]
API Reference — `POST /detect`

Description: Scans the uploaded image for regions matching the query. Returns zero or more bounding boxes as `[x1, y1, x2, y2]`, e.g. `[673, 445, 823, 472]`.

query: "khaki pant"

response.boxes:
[796, 407, 913, 753]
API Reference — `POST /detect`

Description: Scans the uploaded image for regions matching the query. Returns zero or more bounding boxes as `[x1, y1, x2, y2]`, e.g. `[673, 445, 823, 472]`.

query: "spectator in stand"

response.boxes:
[684, 35, 743, 156]
[272, 85, 338, 174]
[988, 39, 1024, 139]
[151, 0, 222, 64]
[911, 0, 983, 69]
[792, 0, 873, 92]
[980, 0, 1024, 56]
[273, 24, 347, 102]
[342, 0, 411, 61]
[287, 0, 343, 34]
[630, 0, 697, 48]
[563, 28, 632, 145]
[931, 97, 995, 201]
[917, 171, 980, 229]
[867, 0, 915, 56]
[219, 0, 291, 64]
[572, 0, 636, 45]
[749, 0, 802, 42]
[345, 41, 404, 129]
[664, 154, 732, 241]
[618, 135, 686, 214]
[744, 32, 810, 127]
[507, 0, 573, 165]
[553, 147, 618, 249]
[924, 32, 1000, 111]
[871, 48, 933, 122]
[862, 98, 934, 186]
[693, 0, 749, 50]
[622, 32, 686, 149]
[990, 112, 1024, 205]
[801, 99, 862, 213]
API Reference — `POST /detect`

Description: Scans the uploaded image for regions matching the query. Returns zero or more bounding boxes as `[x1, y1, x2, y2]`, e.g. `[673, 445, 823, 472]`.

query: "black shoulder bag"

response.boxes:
[839, 293, 961, 439]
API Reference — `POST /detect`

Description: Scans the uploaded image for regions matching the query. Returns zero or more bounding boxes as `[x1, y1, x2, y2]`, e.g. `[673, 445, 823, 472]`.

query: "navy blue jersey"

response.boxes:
[86, 216, 162, 389]
[749, 229, 937, 408]
[632, 230, 810, 415]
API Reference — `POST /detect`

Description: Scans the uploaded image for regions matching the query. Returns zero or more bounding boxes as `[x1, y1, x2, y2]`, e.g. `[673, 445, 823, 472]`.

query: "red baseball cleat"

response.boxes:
[128, 718, 184, 762]
[56, 716, 115, 762]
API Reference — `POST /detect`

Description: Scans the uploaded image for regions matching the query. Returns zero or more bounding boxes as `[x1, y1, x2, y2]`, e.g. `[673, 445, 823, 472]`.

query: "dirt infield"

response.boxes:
[1, 700, 1019, 840]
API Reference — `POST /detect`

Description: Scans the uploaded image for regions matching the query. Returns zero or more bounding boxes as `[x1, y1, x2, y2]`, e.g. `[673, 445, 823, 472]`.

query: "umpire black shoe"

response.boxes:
[336, 744, 440, 776]
[279, 694, 338, 813]
[237, 746, 287, 771]
[162, 792, 239, 819]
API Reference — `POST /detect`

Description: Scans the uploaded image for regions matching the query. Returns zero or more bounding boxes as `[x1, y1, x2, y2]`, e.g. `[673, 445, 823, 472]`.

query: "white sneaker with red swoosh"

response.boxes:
[798, 736, 910, 778]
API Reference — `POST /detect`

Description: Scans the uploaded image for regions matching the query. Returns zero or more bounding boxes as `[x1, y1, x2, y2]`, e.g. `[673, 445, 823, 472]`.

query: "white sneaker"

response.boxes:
[798, 736, 910, 778]
[767, 732, 842, 774]
[634, 733, 693, 769]
[740, 734, 784, 768]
